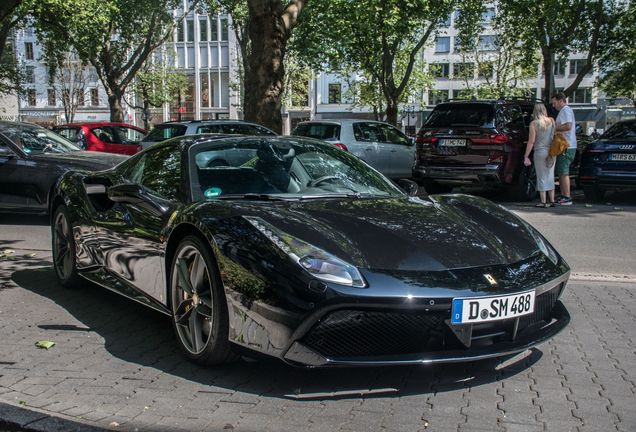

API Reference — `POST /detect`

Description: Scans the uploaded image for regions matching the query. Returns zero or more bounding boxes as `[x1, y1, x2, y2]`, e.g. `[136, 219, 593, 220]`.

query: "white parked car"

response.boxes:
[292, 119, 415, 180]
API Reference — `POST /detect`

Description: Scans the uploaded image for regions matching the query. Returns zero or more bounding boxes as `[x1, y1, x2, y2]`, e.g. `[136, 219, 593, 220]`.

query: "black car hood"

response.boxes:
[42, 151, 127, 171]
[212, 194, 540, 272]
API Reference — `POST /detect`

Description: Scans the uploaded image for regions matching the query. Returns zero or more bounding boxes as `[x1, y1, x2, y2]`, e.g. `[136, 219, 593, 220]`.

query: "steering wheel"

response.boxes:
[309, 175, 340, 187]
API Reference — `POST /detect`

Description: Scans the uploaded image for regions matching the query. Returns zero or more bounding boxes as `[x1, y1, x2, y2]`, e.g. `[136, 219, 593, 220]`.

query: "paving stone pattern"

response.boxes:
[0, 251, 634, 432]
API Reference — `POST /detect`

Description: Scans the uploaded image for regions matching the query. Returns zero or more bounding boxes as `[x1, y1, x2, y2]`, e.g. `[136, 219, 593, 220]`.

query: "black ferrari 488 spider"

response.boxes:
[51, 134, 570, 367]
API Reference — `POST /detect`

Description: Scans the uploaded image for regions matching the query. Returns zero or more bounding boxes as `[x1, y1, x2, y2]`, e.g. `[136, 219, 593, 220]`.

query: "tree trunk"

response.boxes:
[244, 2, 289, 134]
[385, 96, 398, 126]
[108, 91, 125, 123]
[542, 49, 555, 103]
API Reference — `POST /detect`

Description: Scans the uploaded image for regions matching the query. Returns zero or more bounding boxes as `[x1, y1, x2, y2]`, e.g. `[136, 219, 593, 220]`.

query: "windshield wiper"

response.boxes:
[300, 193, 364, 200]
[212, 193, 294, 201]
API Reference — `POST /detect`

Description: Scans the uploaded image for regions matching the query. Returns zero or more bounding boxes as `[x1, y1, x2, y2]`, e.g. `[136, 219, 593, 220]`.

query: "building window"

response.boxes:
[91, 88, 99, 106]
[200, 19, 207, 41]
[201, 73, 211, 107]
[328, 84, 341, 104]
[434, 37, 450, 53]
[439, 14, 451, 28]
[478, 35, 497, 51]
[453, 62, 474, 79]
[25, 42, 34, 60]
[429, 90, 449, 105]
[481, 8, 495, 24]
[76, 89, 85, 106]
[211, 17, 218, 41]
[573, 87, 592, 103]
[177, 21, 184, 42]
[554, 61, 567, 76]
[292, 81, 309, 107]
[27, 89, 36, 106]
[47, 89, 56, 106]
[478, 62, 494, 78]
[220, 18, 228, 41]
[430, 63, 449, 78]
[187, 20, 194, 42]
[26, 66, 35, 84]
[571, 59, 589, 75]
[453, 89, 472, 99]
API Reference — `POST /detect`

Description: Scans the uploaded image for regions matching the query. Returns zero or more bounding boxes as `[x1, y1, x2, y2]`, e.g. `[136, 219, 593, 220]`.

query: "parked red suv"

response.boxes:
[413, 99, 538, 200]
[53, 122, 148, 156]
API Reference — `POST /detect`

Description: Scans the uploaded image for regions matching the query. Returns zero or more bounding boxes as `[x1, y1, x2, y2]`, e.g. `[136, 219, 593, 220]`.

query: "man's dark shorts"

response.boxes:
[556, 148, 576, 175]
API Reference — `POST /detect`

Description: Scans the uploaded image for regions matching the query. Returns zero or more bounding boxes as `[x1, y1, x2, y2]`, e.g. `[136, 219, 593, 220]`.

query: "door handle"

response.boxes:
[365, 148, 373, 151]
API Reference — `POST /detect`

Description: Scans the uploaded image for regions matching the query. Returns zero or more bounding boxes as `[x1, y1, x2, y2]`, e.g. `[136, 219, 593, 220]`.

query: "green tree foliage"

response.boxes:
[596, 0, 636, 108]
[496, 0, 604, 102]
[30, 0, 201, 122]
[292, 0, 460, 126]
[0, 1, 28, 99]
[126, 50, 189, 130]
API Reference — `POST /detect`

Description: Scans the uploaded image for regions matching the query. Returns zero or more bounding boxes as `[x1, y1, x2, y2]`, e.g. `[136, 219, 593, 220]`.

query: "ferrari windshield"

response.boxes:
[0, 123, 81, 155]
[189, 137, 405, 201]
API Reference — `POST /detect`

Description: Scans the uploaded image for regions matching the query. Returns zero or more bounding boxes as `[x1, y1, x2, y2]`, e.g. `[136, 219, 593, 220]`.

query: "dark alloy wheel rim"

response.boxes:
[172, 245, 214, 355]
[525, 165, 537, 197]
[53, 210, 73, 280]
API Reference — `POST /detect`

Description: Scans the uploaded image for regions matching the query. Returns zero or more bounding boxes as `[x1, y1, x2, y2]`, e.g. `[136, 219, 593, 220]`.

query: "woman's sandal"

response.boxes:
[535, 202, 547, 208]
[546, 202, 555, 207]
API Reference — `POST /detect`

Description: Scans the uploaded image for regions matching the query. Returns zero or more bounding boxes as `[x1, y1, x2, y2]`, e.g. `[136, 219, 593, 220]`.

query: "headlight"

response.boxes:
[245, 217, 366, 287]
[528, 226, 558, 265]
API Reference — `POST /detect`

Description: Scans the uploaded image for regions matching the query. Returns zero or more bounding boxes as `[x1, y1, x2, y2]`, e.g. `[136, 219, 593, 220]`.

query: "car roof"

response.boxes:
[54, 122, 147, 131]
[295, 119, 392, 126]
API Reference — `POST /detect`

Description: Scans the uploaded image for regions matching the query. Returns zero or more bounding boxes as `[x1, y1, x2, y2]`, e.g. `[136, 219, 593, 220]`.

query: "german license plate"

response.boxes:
[451, 290, 535, 324]
[610, 153, 636, 162]
[440, 139, 466, 147]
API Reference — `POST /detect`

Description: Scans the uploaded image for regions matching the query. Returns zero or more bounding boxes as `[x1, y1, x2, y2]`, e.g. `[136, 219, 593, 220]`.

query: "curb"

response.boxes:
[570, 273, 636, 283]
[0, 402, 114, 432]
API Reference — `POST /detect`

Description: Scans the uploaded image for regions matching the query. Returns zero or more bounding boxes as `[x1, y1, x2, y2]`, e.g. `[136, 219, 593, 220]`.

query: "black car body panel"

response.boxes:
[51, 135, 570, 367]
[0, 121, 128, 214]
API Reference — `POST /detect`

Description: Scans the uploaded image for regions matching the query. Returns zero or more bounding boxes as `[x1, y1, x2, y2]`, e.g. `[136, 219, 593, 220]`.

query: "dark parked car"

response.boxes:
[0, 121, 128, 214]
[53, 122, 147, 156]
[51, 134, 570, 367]
[413, 99, 539, 200]
[141, 120, 276, 150]
[579, 119, 636, 200]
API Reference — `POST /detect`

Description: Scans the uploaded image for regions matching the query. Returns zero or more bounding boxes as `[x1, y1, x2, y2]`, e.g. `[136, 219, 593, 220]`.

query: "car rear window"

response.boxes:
[143, 125, 188, 142]
[423, 103, 496, 128]
[601, 122, 636, 139]
[293, 124, 341, 141]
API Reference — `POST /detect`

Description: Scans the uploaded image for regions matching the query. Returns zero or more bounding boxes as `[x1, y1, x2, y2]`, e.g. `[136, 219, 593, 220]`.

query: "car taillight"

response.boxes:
[488, 155, 504, 164]
[471, 134, 509, 144]
[333, 143, 348, 151]
[415, 136, 438, 144]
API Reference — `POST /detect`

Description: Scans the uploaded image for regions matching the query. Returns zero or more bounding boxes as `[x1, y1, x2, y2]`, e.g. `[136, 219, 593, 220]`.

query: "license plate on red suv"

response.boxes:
[440, 139, 466, 147]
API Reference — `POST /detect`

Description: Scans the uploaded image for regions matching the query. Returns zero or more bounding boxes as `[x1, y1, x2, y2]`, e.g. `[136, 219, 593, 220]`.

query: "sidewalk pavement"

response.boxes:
[1, 247, 635, 432]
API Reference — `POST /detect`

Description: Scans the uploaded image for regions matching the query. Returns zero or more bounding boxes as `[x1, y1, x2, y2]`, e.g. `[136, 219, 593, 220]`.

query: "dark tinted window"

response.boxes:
[196, 125, 223, 134]
[219, 124, 247, 134]
[143, 124, 188, 142]
[91, 126, 119, 144]
[378, 124, 410, 145]
[128, 146, 182, 201]
[293, 124, 341, 141]
[244, 124, 276, 135]
[423, 103, 496, 128]
[353, 123, 383, 142]
[54, 127, 81, 140]
[601, 122, 636, 139]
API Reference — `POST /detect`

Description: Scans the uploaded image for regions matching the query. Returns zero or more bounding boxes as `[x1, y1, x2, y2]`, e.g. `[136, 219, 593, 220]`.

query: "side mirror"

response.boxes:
[398, 178, 419, 196]
[108, 184, 167, 217]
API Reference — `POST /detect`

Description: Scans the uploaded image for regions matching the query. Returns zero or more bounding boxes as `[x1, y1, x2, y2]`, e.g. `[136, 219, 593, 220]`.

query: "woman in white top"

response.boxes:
[523, 103, 556, 207]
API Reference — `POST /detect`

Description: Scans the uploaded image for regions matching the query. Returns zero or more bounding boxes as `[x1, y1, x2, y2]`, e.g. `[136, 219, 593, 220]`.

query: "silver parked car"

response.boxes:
[141, 120, 276, 150]
[292, 119, 415, 180]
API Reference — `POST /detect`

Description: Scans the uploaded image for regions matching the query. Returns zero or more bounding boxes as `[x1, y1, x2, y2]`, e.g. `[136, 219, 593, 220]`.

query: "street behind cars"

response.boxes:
[53, 122, 147, 156]
[0, 121, 128, 214]
[292, 119, 415, 180]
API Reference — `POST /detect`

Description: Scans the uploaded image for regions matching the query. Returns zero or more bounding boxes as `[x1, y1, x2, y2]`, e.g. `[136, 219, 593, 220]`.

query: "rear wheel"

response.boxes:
[583, 185, 606, 200]
[51, 204, 82, 287]
[170, 235, 236, 365]
[423, 181, 453, 195]
[509, 163, 538, 201]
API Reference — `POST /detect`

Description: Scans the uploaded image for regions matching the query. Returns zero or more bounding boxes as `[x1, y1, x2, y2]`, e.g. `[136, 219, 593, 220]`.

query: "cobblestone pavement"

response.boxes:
[0, 249, 635, 432]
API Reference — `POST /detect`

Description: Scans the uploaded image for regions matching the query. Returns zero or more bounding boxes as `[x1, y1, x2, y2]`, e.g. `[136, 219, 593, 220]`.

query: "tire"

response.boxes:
[51, 204, 82, 288]
[509, 163, 538, 201]
[423, 181, 453, 195]
[583, 185, 606, 201]
[170, 235, 236, 365]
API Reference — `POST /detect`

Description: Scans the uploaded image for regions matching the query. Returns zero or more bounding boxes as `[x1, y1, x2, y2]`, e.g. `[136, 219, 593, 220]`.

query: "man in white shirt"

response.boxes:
[551, 92, 577, 205]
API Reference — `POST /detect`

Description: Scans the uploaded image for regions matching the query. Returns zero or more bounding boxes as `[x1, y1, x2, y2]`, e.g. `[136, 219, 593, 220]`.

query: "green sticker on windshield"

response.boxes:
[204, 187, 222, 198]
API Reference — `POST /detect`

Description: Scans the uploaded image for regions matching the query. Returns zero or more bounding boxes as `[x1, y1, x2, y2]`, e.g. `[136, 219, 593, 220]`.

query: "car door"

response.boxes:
[352, 122, 391, 175]
[377, 123, 415, 179]
[112, 126, 146, 155]
[89, 126, 127, 154]
[95, 145, 182, 302]
[0, 137, 31, 210]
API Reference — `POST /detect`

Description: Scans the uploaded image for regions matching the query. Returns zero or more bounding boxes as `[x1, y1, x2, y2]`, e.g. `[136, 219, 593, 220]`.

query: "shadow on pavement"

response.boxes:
[11, 265, 543, 400]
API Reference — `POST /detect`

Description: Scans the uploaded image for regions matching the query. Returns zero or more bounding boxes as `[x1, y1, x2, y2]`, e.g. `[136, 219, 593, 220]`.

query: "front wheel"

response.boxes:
[170, 235, 236, 365]
[51, 204, 82, 287]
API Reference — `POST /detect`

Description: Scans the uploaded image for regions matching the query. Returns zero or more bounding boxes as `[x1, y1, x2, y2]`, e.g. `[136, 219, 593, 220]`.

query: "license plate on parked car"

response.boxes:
[440, 139, 466, 147]
[610, 153, 636, 162]
[451, 290, 535, 324]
